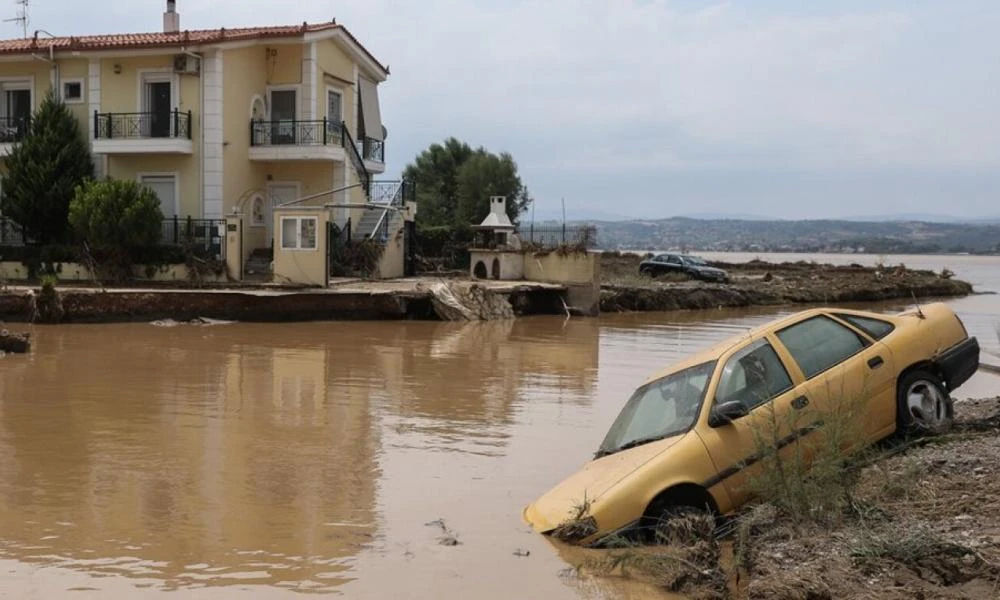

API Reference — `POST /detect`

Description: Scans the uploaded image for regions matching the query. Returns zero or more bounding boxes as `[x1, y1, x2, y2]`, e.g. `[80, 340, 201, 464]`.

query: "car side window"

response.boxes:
[715, 339, 793, 411]
[834, 313, 895, 340]
[776, 315, 869, 379]
[653, 254, 669, 263]
[667, 255, 682, 265]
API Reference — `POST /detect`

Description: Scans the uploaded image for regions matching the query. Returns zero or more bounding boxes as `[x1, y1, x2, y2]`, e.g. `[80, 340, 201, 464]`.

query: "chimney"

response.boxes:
[164, 0, 180, 34]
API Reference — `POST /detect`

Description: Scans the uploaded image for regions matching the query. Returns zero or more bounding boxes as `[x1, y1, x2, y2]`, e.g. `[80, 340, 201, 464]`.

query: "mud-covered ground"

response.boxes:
[600, 253, 974, 312]
[739, 396, 1000, 600]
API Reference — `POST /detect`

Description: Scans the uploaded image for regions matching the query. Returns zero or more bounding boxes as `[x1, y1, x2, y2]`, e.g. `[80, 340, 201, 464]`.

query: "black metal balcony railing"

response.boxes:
[161, 216, 226, 260]
[94, 110, 192, 140]
[0, 116, 30, 144]
[358, 136, 385, 163]
[249, 119, 345, 147]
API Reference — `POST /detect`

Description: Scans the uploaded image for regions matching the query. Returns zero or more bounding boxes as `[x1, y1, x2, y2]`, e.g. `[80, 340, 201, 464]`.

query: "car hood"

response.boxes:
[523, 434, 684, 533]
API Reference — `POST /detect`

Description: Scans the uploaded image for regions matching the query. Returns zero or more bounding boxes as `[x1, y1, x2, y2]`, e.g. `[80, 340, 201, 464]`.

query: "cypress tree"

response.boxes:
[1, 90, 94, 243]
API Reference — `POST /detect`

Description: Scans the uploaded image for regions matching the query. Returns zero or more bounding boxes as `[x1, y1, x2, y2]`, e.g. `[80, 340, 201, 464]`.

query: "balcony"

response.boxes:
[357, 136, 386, 173]
[92, 110, 193, 155]
[0, 116, 30, 156]
[248, 119, 349, 162]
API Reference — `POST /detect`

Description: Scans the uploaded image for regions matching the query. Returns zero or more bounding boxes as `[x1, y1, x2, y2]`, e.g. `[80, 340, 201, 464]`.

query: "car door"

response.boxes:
[665, 255, 685, 275]
[773, 314, 898, 451]
[697, 336, 812, 510]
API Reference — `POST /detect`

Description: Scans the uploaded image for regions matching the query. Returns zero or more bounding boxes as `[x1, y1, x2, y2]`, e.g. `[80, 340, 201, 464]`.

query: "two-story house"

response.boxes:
[0, 1, 399, 271]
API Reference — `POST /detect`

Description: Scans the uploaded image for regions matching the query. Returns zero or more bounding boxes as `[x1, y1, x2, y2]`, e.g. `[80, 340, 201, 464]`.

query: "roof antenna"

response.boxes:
[4, 0, 29, 39]
[910, 290, 925, 319]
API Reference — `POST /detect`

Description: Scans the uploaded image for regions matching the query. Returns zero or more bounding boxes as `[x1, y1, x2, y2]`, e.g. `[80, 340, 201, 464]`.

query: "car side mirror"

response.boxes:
[708, 401, 749, 427]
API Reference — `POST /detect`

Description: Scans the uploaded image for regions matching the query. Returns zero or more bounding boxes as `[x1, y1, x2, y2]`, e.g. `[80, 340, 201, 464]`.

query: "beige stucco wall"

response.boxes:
[524, 251, 601, 284]
[57, 58, 90, 125]
[524, 250, 602, 316]
[376, 223, 405, 279]
[271, 207, 328, 286]
[106, 154, 201, 218]
[222, 45, 267, 216]
[315, 39, 355, 132]
[0, 59, 54, 110]
[98, 55, 202, 217]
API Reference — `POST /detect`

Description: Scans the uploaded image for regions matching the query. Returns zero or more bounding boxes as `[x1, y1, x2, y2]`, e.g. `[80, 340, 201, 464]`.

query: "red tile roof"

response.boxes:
[0, 21, 387, 72]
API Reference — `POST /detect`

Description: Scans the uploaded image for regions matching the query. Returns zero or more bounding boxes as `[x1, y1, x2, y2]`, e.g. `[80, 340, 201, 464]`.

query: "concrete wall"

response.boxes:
[523, 250, 602, 316]
[469, 250, 524, 280]
[0, 261, 227, 283]
[377, 221, 405, 280]
[271, 207, 328, 286]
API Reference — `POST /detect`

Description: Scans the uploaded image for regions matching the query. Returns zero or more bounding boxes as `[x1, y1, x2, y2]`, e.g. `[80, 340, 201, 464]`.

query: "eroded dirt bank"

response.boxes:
[740, 396, 1000, 600]
[600, 254, 975, 312]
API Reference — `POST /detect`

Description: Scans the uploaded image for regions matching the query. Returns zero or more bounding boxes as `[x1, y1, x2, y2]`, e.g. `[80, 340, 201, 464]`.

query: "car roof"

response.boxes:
[639, 306, 833, 385]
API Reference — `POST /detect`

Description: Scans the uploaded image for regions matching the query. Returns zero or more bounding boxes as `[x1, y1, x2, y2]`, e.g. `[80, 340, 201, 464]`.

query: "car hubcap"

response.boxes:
[906, 380, 947, 428]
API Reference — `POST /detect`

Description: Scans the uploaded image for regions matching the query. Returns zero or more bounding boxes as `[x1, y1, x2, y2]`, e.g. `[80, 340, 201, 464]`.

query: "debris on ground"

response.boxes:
[0, 328, 30, 353]
[425, 518, 462, 546]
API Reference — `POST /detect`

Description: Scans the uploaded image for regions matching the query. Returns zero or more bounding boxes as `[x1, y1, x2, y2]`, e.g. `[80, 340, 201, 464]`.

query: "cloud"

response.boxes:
[14, 0, 1000, 218]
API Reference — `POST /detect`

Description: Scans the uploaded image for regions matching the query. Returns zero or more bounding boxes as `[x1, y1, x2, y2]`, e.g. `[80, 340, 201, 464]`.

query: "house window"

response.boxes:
[280, 216, 317, 250]
[268, 88, 297, 145]
[62, 79, 84, 103]
[0, 82, 31, 141]
[139, 174, 178, 217]
[327, 89, 342, 123]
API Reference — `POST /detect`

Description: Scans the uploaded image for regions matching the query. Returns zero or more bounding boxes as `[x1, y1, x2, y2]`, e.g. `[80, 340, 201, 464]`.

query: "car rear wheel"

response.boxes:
[896, 370, 953, 435]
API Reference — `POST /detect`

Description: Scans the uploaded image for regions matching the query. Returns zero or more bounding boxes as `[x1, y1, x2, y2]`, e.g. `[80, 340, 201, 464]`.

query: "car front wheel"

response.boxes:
[896, 370, 954, 435]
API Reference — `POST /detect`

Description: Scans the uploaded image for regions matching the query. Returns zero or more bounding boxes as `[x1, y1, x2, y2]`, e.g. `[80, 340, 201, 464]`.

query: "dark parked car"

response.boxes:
[639, 253, 729, 283]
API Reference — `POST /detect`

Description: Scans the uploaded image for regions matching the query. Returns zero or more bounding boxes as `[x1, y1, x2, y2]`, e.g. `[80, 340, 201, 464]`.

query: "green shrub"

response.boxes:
[69, 178, 163, 248]
[0, 91, 94, 243]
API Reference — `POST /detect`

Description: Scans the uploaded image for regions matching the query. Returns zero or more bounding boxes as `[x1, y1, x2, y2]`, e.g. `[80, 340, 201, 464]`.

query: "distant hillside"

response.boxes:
[585, 217, 1000, 254]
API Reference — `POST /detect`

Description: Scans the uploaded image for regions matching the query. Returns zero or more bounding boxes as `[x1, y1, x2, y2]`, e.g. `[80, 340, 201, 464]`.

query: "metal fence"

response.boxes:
[0, 216, 28, 246]
[250, 119, 344, 146]
[161, 217, 226, 259]
[94, 110, 192, 140]
[517, 223, 598, 249]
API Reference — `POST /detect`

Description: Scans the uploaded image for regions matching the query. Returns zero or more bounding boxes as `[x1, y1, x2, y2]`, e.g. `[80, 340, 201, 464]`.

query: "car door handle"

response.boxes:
[868, 356, 884, 369]
[791, 396, 809, 410]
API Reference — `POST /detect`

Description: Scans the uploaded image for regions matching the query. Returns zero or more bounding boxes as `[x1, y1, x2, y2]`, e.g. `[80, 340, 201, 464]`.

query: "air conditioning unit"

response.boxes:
[173, 54, 201, 74]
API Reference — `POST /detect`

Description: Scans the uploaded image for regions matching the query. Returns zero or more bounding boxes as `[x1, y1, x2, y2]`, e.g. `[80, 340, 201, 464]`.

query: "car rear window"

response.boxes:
[776, 315, 869, 379]
[834, 314, 895, 340]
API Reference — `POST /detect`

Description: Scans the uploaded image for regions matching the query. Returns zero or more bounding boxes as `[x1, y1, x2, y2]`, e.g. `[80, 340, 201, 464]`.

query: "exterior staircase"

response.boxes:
[244, 248, 273, 279]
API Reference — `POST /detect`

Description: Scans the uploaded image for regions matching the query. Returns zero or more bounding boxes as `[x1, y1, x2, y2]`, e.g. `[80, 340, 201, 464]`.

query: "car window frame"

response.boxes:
[831, 313, 896, 341]
[653, 254, 669, 263]
[711, 337, 796, 413]
[773, 314, 872, 381]
[667, 255, 683, 265]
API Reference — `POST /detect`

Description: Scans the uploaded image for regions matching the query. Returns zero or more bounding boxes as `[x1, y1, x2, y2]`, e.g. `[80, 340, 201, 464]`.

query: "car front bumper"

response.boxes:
[936, 336, 980, 392]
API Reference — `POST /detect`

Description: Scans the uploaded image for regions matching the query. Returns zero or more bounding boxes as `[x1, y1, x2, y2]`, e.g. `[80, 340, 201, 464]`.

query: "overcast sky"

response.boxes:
[12, 1, 999, 220]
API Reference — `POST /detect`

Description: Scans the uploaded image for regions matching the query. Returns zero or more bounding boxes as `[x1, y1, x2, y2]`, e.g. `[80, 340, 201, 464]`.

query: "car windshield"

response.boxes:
[597, 361, 717, 457]
[682, 256, 707, 266]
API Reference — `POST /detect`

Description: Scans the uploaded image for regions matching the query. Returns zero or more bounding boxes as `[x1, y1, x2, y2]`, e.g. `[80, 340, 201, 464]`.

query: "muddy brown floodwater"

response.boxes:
[0, 253, 997, 599]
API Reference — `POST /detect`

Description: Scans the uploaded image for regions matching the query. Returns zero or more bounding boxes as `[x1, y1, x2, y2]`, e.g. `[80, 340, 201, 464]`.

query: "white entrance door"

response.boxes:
[140, 175, 177, 217]
[266, 184, 299, 246]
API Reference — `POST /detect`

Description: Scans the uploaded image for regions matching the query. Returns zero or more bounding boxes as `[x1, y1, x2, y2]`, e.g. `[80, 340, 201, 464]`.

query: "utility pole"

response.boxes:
[3, 0, 28, 38]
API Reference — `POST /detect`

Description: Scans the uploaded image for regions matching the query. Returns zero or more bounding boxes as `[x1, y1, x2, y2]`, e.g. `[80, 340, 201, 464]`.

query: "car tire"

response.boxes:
[896, 369, 954, 436]
[640, 267, 654, 278]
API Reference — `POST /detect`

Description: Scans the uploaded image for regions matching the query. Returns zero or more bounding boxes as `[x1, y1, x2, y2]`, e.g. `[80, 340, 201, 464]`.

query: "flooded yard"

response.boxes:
[0, 253, 997, 599]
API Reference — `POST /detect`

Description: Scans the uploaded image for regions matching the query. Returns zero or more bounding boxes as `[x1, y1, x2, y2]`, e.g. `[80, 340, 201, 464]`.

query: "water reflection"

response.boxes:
[0, 318, 601, 596]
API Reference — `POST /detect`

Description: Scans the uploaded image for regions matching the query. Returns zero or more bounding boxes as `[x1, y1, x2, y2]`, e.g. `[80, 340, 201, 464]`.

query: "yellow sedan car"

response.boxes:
[524, 302, 980, 546]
